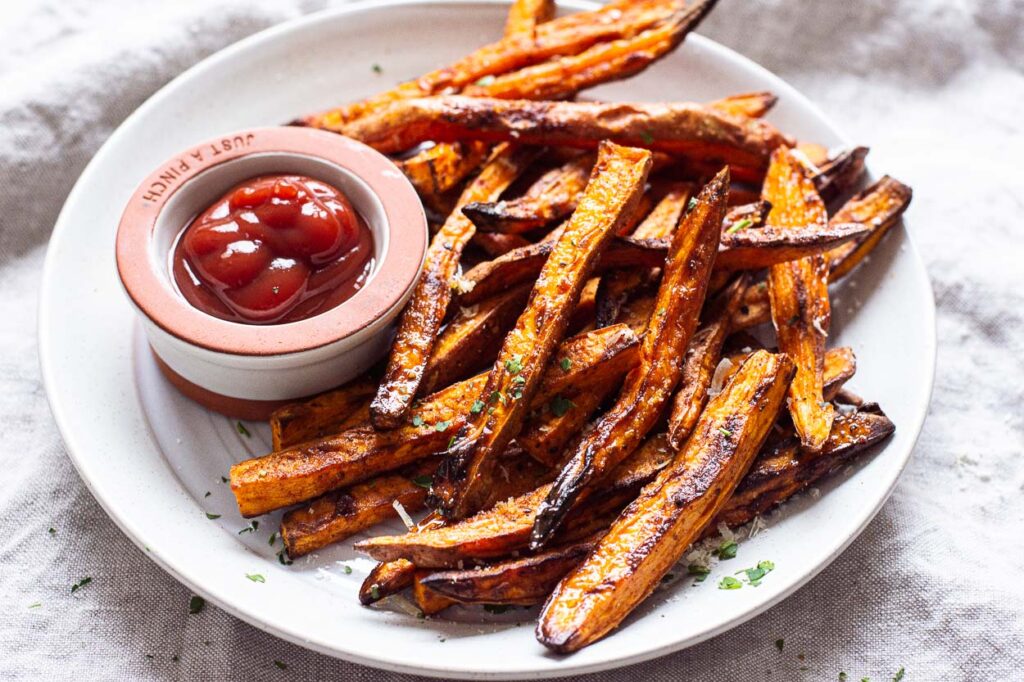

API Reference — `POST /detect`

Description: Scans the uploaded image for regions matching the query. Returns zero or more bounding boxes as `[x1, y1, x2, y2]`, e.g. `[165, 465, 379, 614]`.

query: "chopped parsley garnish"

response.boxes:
[775, 638, 784, 652]
[238, 521, 258, 534]
[272, 285, 280, 295]
[687, 563, 710, 581]
[840, 673, 848, 681]
[412, 415, 425, 427]
[370, 584, 381, 600]
[342, 565, 353, 575]
[726, 218, 753, 234]
[371, 63, 383, 74]
[70, 577, 92, 593]
[483, 604, 511, 614]
[737, 560, 775, 586]
[474, 75, 496, 87]
[204, 491, 211, 498]
[246, 573, 266, 583]
[268, 532, 278, 546]
[639, 130, 655, 145]
[447, 435, 457, 450]
[560, 357, 572, 372]
[490, 390, 506, 404]
[687, 197, 698, 211]
[235, 421, 251, 438]
[719, 427, 733, 437]
[718, 576, 742, 590]
[277, 550, 293, 566]
[892, 668, 905, 682]
[221, 476, 229, 483]
[188, 595, 205, 614]
[273, 660, 288, 670]
[504, 355, 524, 374]
[47, 527, 56, 535]
[434, 420, 451, 432]
[28, 602, 41, 609]
[205, 512, 221, 520]
[470, 399, 486, 414]
[715, 539, 738, 560]
[549, 395, 575, 417]
[411, 474, 433, 489]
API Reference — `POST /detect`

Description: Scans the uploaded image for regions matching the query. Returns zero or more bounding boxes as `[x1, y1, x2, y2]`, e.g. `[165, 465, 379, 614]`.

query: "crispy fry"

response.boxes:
[707, 91, 778, 119]
[504, 0, 556, 36]
[464, 1, 718, 102]
[370, 144, 537, 429]
[355, 433, 676, 567]
[431, 142, 653, 519]
[825, 175, 913, 279]
[536, 350, 794, 653]
[667, 275, 748, 448]
[398, 141, 491, 198]
[299, 0, 681, 130]
[719, 345, 856, 405]
[472, 232, 533, 257]
[715, 221, 867, 271]
[359, 558, 417, 606]
[517, 382, 616, 467]
[723, 200, 771, 229]
[812, 146, 869, 203]
[530, 168, 729, 549]
[595, 183, 692, 328]
[270, 376, 377, 451]
[345, 97, 792, 177]
[420, 283, 532, 396]
[422, 403, 890, 607]
[231, 324, 640, 517]
[764, 148, 834, 451]
[462, 154, 594, 234]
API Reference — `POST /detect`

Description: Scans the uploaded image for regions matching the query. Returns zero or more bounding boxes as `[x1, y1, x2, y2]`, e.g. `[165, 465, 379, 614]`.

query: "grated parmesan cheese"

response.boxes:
[708, 357, 734, 396]
[392, 500, 415, 530]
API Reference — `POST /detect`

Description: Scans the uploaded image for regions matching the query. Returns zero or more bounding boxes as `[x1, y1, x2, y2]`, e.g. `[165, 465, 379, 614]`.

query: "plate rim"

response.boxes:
[38, 0, 937, 677]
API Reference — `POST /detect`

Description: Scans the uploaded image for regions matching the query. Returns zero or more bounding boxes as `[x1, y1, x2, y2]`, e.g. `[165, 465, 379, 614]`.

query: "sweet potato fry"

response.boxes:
[594, 183, 692, 328]
[270, 376, 378, 451]
[420, 283, 532, 396]
[231, 324, 640, 517]
[397, 141, 491, 198]
[723, 200, 771, 230]
[667, 275, 748, 448]
[812, 146, 869, 203]
[715, 221, 867, 271]
[472, 232, 532, 257]
[421, 402, 890, 607]
[299, 0, 681, 130]
[707, 91, 778, 119]
[536, 350, 794, 653]
[431, 142, 653, 519]
[825, 175, 913, 279]
[464, 0, 718, 102]
[371, 144, 537, 429]
[504, 0, 556, 36]
[355, 433, 676, 567]
[359, 558, 417, 606]
[517, 381, 617, 467]
[530, 168, 729, 549]
[345, 97, 792, 176]
[764, 148, 834, 452]
[462, 154, 594, 234]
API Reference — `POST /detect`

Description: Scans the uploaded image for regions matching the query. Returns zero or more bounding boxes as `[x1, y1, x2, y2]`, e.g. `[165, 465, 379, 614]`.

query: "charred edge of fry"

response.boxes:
[822, 346, 856, 401]
[517, 381, 618, 467]
[536, 350, 794, 652]
[270, 376, 378, 451]
[666, 274, 748, 449]
[714, 221, 868, 271]
[430, 142, 653, 520]
[529, 168, 729, 550]
[812, 146, 870, 203]
[370, 144, 538, 430]
[707, 91, 778, 119]
[359, 559, 417, 606]
[826, 175, 913, 279]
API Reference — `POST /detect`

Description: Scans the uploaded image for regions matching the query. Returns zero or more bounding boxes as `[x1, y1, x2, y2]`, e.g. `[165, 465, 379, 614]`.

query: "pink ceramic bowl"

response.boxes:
[116, 127, 426, 419]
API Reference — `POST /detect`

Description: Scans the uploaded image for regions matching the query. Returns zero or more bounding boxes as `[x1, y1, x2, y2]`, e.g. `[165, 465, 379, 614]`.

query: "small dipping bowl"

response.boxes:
[116, 127, 427, 419]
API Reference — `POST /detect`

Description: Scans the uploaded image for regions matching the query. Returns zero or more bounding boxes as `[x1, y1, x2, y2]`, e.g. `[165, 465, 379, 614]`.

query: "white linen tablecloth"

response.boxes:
[2, 0, 1022, 679]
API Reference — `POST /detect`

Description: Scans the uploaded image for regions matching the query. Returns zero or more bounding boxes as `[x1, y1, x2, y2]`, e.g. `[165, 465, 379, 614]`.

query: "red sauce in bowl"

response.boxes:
[172, 175, 374, 324]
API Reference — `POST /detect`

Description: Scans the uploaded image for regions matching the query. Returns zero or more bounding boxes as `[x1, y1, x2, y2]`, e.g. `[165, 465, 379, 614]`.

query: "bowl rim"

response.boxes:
[115, 125, 427, 357]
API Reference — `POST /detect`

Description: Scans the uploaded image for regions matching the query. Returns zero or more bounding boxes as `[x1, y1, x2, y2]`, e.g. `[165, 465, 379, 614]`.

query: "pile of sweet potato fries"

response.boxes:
[230, 0, 912, 652]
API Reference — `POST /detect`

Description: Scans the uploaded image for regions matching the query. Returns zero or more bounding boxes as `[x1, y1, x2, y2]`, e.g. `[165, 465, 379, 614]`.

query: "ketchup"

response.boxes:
[172, 175, 374, 324]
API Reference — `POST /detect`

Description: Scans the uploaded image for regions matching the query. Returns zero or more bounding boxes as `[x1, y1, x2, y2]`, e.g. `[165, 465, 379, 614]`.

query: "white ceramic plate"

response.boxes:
[39, 1, 936, 678]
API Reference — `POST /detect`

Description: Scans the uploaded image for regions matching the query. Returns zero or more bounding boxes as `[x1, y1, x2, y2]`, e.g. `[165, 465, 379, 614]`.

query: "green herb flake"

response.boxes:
[238, 522, 258, 535]
[70, 577, 92, 593]
[272, 285, 280, 295]
[48, 527, 56, 535]
[549, 395, 576, 417]
[411, 475, 433, 489]
[370, 584, 381, 601]
[483, 604, 511, 614]
[687, 563, 710, 581]
[204, 491, 211, 498]
[412, 415, 425, 427]
[474, 74, 496, 87]
[639, 130, 655, 145]
[221, 476, 229, 483]
[719, 427, 733, 437]
[892, 668, 905, 682]
[716, 539, 738, 560]
[235, 421, 251, 437]
[775, 638, 784, 652]
[273, 660, 288, 670]
[246, 573, 266, 583]
[447, 435, 457, 450]
[28, 602, 42, 609]
[504, 355, 524, 374]
[726, 218, 753, 234]
[738, 559, 775, 586]
[342, 565, 353, 575]
[490, 390, 506, 405]
[371, 63, 383, 74]
[188, 595, 205, 614]
[687, 197, 698, 211]
[268, 532, 278, 546]
[470, 399, 486, 414]
[277, 550, 293, 566]
[560, 357, 571, 372]
[718, 576, 742, 590]
[840, 673, 848, 681]
[434, 419, 452, 432]
[205, 512, 221, 520]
